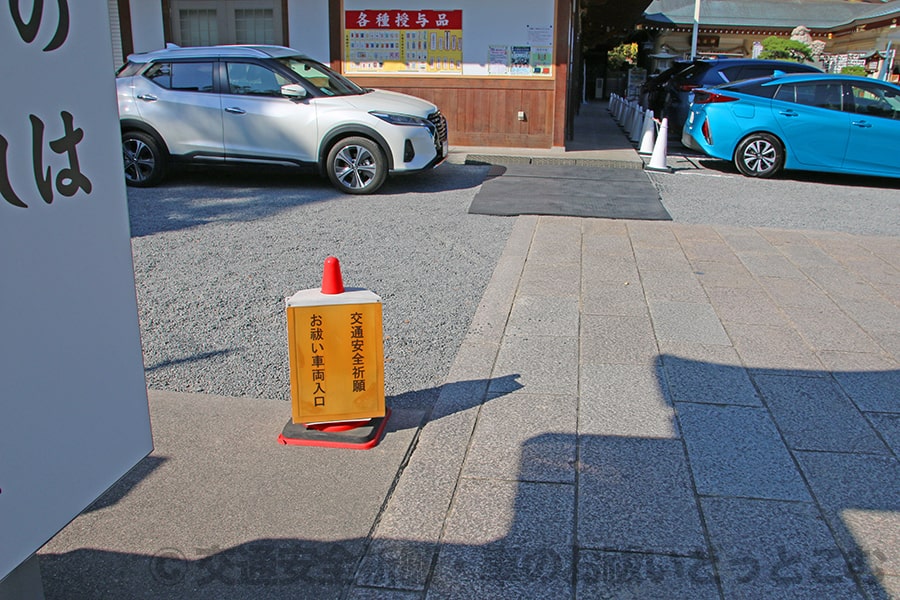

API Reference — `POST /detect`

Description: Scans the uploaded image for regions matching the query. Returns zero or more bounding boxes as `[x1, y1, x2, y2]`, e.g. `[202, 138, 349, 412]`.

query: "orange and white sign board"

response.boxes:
[286, 289, 385, 424]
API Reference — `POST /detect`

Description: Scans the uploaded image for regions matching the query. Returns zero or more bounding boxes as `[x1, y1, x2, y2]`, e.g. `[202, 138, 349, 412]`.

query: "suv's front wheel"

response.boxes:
[123, 131, 165, 187]
[326, 137, 387, 194]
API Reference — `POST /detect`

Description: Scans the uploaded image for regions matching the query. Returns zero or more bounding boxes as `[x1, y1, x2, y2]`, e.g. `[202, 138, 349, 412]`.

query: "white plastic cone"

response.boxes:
[609, 94, 618, 114]
[615, 97, 626, 124]
[638, 109, 656, 155]
[623, 102, 635, 133]
[645, 117, 674, 173]
[629, 106, 644, 143]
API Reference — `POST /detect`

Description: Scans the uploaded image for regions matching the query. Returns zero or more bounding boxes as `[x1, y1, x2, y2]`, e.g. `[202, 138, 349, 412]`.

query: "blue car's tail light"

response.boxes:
[693, 91, 739, 104]
[702, 118, 713, 145]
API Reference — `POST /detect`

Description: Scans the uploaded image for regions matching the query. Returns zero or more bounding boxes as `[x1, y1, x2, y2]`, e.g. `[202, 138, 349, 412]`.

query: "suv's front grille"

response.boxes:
[428, 111, 448, 147]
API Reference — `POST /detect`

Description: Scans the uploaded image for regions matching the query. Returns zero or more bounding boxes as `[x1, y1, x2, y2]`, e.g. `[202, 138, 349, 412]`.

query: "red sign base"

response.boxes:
[278, 408, 391, 450]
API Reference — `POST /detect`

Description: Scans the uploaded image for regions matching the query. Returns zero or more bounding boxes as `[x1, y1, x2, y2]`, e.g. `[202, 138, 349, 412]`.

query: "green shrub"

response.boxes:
[758, 36, 813, 62]
[840, 65, 867, 76]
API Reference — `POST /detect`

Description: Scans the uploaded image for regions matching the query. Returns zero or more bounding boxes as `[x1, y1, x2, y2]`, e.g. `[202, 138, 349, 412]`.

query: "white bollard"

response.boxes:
[638, 109, 656, 155]
[623, 102, 635, 134]
[621, 100, 631, 126]
[644, 117, 674, 173]
[629, 106, 644, 143]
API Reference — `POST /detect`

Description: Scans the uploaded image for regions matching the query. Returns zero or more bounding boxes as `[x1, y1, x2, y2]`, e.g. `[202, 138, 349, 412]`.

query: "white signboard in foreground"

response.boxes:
[0, 1, 152, 580]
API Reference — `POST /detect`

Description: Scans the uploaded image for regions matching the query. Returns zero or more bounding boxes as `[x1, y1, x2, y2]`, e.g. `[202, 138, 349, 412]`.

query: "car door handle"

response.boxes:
[136, 94, 157, 102]
[224, 107, 246, 115]
[778, 110, 799, 117]
[851, 120, 872, 128]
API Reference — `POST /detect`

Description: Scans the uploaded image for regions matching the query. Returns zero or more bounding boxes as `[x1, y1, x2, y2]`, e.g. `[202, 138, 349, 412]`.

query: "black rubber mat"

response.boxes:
[469, 165, 671, 220]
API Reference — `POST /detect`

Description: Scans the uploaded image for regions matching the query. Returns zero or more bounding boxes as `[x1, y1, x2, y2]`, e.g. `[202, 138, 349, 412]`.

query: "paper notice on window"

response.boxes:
[531, 46, 552, 75]
[527, 25, 553, 46]
[488, 45, 509, 75]
[510, 45, 531, 75]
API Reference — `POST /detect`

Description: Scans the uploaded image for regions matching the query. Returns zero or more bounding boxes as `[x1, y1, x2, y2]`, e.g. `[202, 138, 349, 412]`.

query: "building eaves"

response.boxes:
[643, 0, 900, 31]
[853, 0, 900, 23]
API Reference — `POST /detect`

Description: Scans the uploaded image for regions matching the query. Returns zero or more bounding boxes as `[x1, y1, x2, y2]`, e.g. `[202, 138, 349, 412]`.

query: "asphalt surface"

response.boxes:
[649, 157, 900, 237]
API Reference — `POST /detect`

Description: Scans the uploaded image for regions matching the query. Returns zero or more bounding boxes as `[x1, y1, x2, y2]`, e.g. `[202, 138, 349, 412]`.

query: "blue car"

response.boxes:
[682, 73, 900, 180]
[663, 58, 821, 135]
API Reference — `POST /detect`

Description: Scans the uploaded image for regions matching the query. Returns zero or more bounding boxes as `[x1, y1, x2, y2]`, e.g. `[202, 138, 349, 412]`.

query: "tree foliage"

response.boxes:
[608, 43, 638, 71]
[759, 36, 813, 62]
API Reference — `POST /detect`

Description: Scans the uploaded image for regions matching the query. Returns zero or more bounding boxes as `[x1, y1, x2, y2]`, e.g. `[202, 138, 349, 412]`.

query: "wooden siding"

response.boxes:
[349, 77, 558, 148]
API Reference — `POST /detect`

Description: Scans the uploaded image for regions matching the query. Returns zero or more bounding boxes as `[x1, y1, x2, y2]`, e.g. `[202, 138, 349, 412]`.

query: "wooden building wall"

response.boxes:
[329, 0, 571, 149]
[347, 77, 558, 148]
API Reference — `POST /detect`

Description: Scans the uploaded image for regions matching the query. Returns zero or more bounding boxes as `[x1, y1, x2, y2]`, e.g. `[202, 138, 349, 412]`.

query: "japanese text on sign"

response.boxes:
[310, 314, 326, 407]
[2, 1, 93, 210]
[346, 10, 461, 30]
[1, 111, 92, 208]
[305, 310, 371, 403]
[7, 0, 70, 52]
[345, 9, 462, 75]
[2, 0, 154, 584]
[351, 312, 366, 393]
[287, 299, 384, 423]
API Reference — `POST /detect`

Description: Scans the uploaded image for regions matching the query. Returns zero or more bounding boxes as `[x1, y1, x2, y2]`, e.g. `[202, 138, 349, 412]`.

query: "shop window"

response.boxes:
[179, 9, 218, 46]
[169, 1, 282, 46]
[235, 9, 276, 44]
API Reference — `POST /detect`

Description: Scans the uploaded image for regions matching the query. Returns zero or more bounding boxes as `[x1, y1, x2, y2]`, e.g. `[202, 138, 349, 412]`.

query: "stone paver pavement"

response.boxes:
[351, 216, 900, 600]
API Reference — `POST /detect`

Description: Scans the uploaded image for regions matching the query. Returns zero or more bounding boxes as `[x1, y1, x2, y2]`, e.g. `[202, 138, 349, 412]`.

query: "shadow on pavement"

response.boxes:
[127, 163, 490, 237]
[691, 158, 900, 189]
[37, 361, 898, 599]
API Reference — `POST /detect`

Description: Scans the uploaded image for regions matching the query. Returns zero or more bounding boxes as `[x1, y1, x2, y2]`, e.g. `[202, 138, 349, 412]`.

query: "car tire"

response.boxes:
[734, 133, 784, 178]
[122, 131, 166, 187]
[326, 136, 387, 195]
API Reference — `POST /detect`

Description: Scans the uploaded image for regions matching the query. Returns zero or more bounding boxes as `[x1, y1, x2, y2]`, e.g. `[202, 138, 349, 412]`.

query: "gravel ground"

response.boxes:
[128, 162, 513, 411]
[129, 156, 899, 412]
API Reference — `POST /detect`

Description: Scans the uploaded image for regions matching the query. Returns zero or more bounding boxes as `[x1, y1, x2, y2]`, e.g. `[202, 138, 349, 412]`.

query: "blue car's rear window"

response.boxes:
[721, 78, 779, 99]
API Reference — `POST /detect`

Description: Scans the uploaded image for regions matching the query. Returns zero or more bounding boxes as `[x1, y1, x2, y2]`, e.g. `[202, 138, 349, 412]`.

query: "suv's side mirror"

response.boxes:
[281, 84, 308, 99]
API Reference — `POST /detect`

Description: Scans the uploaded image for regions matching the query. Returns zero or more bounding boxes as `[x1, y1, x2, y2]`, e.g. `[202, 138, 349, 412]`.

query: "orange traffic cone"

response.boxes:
[321, 256, 345, 294]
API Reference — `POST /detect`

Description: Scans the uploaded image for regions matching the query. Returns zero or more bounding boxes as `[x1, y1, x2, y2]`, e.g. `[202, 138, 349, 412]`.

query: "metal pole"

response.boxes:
[690, 0, 700, 59]
[877, 41, 892, 81]
[890, 47, 897, 81]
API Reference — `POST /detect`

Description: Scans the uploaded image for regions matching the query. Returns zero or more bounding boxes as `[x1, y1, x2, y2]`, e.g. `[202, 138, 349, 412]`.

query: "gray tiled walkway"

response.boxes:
[352, 217, 900, 599]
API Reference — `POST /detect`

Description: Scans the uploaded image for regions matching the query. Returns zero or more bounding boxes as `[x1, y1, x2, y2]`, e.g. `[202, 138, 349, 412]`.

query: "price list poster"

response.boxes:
[345, 9, 462, 74]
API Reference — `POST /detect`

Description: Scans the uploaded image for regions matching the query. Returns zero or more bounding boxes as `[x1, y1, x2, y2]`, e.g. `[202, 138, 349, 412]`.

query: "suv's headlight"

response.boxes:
[370, 112, 431, 128]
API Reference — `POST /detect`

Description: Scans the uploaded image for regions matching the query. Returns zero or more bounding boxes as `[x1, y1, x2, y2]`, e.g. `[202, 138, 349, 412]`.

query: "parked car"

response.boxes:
[662, 58, 822, 133]
[682, 72, 900, 180]
[117, 45, 448, 194]
[640, 60, 694, 115]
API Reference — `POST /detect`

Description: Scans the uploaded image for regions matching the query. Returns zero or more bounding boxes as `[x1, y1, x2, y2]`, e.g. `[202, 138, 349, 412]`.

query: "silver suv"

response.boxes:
[116, 45, 448, 194]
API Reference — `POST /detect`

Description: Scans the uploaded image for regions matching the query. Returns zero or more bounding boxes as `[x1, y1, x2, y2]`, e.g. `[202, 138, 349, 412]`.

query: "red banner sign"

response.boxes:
[345, 9, 462, 30]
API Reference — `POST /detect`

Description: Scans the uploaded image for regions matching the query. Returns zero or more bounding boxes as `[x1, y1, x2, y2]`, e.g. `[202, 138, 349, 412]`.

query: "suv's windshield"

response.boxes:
[278, 57, 366, 96]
